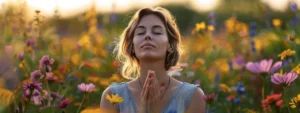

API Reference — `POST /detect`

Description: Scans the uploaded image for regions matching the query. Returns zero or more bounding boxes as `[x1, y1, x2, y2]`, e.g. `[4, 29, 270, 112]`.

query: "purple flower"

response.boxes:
[30, 70, 44, 83]
[246, 59, 282, 74]
[271, 72, 298, 86]
[56, 99, 71, 109]
[39, 55, 54, 72]
[23, 82, 42, 98]
[17, 51, 24, 61]
[290, 2, 298, 12]
[77, 83, 95, 92]
[43, 90, 62, 101]
[26, 38, 35, 47]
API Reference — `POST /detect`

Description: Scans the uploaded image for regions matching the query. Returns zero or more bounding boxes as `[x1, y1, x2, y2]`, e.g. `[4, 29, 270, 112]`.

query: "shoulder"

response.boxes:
[186, 86, 205, 113]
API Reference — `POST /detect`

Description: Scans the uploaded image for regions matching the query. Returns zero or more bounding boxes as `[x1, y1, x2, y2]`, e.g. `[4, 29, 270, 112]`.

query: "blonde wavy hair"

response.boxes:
[114, 7, 184, 80]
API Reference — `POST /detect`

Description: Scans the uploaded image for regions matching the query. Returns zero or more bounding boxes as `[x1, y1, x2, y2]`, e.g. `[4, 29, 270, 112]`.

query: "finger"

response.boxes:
[141, 76, 150, 97]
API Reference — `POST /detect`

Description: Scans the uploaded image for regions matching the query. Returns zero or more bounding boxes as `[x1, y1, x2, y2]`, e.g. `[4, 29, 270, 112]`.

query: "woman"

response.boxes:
[100, 7, 205, 113]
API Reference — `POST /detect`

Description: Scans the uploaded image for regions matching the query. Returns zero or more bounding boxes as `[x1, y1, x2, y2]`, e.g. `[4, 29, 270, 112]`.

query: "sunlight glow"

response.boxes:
[190, 0, 220, 12]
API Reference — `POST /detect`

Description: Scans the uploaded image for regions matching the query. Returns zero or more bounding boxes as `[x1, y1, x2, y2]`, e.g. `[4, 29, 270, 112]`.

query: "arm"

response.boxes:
[186, 87, 206, 113]
[100, 87, 118, 113]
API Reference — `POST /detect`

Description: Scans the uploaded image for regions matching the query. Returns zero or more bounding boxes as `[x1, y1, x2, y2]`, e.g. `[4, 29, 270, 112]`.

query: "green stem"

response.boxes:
[207, 104, 210, 113]
[261, 76, 265, 100]
[22, 62, 30, 77]
[283, 87, 290, 113]
[24, 90, 33, 113]
[76, 94, 86, 113]
[46, 82, 51, 107]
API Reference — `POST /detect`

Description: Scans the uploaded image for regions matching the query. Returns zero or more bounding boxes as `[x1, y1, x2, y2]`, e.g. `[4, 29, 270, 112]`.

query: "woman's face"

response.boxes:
[133, 14, 169, 61]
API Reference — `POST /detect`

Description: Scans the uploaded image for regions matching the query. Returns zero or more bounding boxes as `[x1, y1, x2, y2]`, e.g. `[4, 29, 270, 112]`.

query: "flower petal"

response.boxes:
[270, 61, 282, 73]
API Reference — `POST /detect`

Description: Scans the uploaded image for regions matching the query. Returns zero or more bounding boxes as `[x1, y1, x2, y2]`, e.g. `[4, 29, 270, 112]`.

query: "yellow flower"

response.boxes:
[0, 88, 14, 107]
[292, 64, 300, 74]
[71, 53, 81, 66]
[195, 22, 206, 31]
[109, 74, 123, 82]
[78, 34, 91, 50]
[81, 107, 101, 113]
[208, 25, 215, 31]
[272, 19, 281, 27]
[196, 58, 205, 65]
[106, 94, 124, 104]
[278, 49, 296, 60]
[219, 83, 231, 92]
[289, 94, 300, 109]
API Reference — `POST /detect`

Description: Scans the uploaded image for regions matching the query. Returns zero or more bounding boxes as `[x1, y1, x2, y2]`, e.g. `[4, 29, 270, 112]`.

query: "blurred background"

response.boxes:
[0, 0, 300, 113]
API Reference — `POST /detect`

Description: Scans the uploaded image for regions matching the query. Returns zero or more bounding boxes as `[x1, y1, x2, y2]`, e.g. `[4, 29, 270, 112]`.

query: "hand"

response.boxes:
[139, 70, 164, 113]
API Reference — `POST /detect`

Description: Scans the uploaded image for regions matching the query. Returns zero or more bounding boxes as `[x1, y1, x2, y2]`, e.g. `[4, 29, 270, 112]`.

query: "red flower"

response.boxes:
[203, 93, 216, 104]
[261, 93, 283, 111]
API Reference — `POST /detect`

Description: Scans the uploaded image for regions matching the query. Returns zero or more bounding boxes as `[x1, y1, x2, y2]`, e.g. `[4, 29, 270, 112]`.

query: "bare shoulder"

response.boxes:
[187, 87, 206, 113]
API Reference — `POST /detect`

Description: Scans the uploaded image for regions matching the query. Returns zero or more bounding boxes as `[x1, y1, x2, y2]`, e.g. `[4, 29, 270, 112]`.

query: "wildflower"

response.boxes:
[106, 94, 124, 105]
[289, 94, 300, 109]
[271, 72, 298, 86]
[208, 25, 215, 31]
[278, 49, 296, 60]
[272, 19, 281, 28]
[39, 55, 54, 72]
[195, 22, 206, 31]
[45, 72, 58, 83]
[220, 83, 231, 92]
[23, 82, 42, 98]
[5, 45, 12, 56]
[56, 98, 71, 109]
[203, 93, 216, 104]
[291, 64, 300, 74]
[26, 38, 35, 47]
[77, 83, 95, 92]
[30, 70, 44, 83]
[236, 82, 246, 95]
[261, 93, 282, 111]
[290, 2, 298, 12]
[0, 88, 14, 107]
[80, 107, 101, 113]
[245, 59, 282, 74]
[249, 22, 256, 37]
[17, 51, 24, 61]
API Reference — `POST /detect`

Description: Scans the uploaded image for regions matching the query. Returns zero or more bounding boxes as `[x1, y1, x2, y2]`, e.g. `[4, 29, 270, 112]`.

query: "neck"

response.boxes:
[138, 59, 169, 86]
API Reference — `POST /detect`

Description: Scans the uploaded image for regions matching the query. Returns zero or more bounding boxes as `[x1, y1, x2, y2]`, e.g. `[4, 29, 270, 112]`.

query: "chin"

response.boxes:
[137, 53, 164, 61]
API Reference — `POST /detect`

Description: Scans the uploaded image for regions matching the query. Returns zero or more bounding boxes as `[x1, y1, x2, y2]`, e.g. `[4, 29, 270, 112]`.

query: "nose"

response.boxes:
[144, 35, 152, 40]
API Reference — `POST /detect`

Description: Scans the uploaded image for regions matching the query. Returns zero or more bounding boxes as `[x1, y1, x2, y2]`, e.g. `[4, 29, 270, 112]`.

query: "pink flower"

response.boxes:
[203, 93, 216, 104]
[45, 72, 58, 83]
[77, 83, 95, 92]
[56, 99, 71, 109]
[26, 38, 35, 47]
[39, 55, 54, 72]
[17, 51, 24, 61]
[30, 70, 44, 83]
[271, 72, 298, 86]
[246, 59, 282, 74]
[5, 45, 12, 56]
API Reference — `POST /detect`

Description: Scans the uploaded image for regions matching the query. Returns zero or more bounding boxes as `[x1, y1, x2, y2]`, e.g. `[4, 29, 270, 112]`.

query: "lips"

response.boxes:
[141, 43, 155, 48]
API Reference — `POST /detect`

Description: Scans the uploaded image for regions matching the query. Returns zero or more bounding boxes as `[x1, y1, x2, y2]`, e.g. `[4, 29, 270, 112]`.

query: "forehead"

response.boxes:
[137, 14, 165, 27]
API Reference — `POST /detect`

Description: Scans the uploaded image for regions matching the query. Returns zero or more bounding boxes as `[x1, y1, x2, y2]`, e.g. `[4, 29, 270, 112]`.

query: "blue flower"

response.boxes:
[290, 2, 298, 12]
[236, 82, 246, 95]
[249, 22, 256, 37]
[233, 97, 241, 104]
